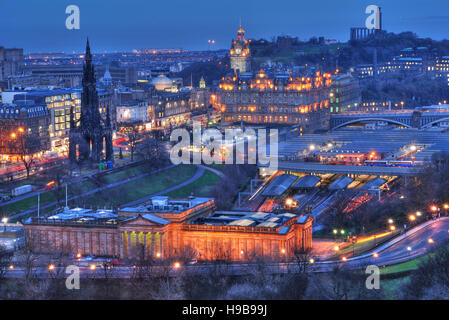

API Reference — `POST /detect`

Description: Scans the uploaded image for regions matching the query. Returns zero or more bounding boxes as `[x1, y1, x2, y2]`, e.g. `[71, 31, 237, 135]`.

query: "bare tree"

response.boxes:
[8, 128, 41, 179]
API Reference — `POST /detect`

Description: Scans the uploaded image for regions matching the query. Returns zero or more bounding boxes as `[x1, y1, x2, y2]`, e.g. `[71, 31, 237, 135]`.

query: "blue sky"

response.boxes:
[1, 0, 449, 53]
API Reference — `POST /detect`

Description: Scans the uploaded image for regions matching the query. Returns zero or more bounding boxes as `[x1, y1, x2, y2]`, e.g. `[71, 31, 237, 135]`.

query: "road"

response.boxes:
[5, 218, 449, 278]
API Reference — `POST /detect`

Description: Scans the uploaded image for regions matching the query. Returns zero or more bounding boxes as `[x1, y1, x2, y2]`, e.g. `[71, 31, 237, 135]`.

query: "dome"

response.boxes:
[151, 75, 172, 91]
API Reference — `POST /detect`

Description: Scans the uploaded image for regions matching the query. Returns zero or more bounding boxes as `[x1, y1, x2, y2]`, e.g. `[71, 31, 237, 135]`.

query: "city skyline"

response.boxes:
[2, 0, 449, 53]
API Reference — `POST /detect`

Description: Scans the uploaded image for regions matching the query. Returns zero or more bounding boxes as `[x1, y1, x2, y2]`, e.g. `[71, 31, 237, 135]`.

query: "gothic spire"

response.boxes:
[85, 38, 92, 63]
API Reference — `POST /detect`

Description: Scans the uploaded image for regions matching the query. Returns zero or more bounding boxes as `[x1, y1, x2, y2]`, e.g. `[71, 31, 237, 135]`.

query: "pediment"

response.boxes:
[121, 215, 161, 227]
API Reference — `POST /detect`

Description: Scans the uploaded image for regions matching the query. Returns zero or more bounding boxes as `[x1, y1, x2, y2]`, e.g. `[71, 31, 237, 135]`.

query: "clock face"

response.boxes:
[235, 48, 241, 54]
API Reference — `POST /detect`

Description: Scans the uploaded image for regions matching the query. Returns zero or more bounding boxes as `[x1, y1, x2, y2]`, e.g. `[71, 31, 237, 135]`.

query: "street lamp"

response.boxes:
[173, 262, 181, 269]
[388, 218, 394, 224]
[443, 203, 449, 216]
[430, 205, 440, 218]
[428, 238, 434, 244]
[408, 214, 416, 222]
[2, 217, 7, 232]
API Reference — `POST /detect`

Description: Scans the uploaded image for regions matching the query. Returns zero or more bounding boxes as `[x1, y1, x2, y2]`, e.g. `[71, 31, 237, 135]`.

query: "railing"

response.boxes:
[27, 217, 118, 227]
[182, 223, 281, 234]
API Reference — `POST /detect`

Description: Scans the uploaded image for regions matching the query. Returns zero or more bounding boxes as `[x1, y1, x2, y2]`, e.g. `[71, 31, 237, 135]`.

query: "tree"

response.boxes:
[8, 127, 41, 179]
[0, 244, 12, 282]
[135, 132, 169, 169]
[127, 131, 140, 162]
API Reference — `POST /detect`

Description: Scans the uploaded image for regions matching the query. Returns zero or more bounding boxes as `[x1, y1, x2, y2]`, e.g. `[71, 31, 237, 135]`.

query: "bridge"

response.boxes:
[274, 161, 420, 177]
[330, 107, 449, 130]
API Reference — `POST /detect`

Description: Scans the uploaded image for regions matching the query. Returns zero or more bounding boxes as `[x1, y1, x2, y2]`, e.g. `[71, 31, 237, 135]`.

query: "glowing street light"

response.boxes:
[334, 245, 340, 251]
[390, 225, 396, 231]
[156, 252, 161, 258]
[410, 145, 417, 152]
[10, 133, 16, 139]
[373, 252, 379, 258]
[388, 219, 394, 224]
[9, 265, 14, 270]
[443, 203, 449, 210]
[48, 264, 55, 271]
[1, 217, 7, 224]
[407, 246, 412, 251]
[430, 205, 439, 213]
[309, 144, 316, 151]
[416, 211, 422, 217]
[173, 262, 181, 269]
[285, 198, 293, 206]
[333, 229, 338, 235]
[341, 256, 347, 262]
[281, 248, 286, 254]
[89, 264, 96, 271]
[340, 229, 345, 235]
[408, 214, 416, 222]
[75, 253, 82, 259]
[309, 258, 315, 264]
[428, 238, 434, 244]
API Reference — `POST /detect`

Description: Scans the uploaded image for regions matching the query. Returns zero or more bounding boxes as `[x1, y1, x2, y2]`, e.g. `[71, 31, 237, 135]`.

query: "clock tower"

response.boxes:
[230, 25, 251, 74]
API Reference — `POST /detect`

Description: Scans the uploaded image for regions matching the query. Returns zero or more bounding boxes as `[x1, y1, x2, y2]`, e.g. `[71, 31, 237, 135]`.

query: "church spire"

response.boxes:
[85, 38, 92, 62]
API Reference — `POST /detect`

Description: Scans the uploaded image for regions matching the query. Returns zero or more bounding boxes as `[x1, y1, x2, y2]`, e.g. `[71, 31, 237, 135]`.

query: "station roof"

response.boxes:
[360, 177, 386, 190]
[262, 174, 298, 197]
[328, 176, 354, 190]
[292, 175, 321, 189]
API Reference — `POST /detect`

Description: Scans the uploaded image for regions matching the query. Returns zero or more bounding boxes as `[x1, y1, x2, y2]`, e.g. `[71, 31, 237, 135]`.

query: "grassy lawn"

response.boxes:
[100, 163, 149, 184]
[164, 170, 221, 198]
[71, 165, 197, 207]
[380, 259, 422, 275]
[381, 277, 410, 299]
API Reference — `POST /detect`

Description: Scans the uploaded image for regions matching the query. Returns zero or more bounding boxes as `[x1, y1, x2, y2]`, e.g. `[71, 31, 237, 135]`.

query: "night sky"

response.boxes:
[1, 0, 449, 53]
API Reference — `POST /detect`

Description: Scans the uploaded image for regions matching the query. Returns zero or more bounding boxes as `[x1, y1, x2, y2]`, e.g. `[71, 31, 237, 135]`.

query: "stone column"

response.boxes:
[127, 231, 132, 260]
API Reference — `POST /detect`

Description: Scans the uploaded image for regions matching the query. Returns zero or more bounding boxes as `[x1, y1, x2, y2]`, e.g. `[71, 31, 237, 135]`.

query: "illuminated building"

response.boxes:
[116, 100, 150, 124]
[329, 73, 361, 113]
[2, 89, 114, 155]
[217, 68, 332, 131]
[23, 196, 313, 261]
[0, 102, 50, 162]
[230, 25, 251, 74]
[148, 91, 191, 130]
